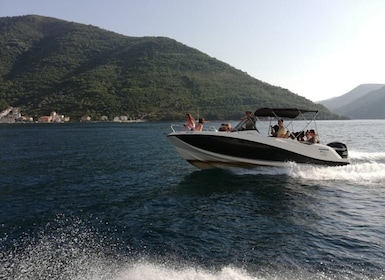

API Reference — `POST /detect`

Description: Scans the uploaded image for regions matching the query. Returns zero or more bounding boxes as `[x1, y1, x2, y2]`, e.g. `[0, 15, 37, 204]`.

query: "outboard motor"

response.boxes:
[327, 142, 348, 158]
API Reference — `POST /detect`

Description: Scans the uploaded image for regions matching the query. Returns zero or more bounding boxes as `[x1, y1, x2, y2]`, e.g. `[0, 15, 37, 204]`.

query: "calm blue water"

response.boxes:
[1, 120, 385, 279]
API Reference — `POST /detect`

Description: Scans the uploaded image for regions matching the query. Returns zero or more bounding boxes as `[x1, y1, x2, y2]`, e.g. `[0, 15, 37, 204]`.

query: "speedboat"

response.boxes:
[167, 108, 349, 169]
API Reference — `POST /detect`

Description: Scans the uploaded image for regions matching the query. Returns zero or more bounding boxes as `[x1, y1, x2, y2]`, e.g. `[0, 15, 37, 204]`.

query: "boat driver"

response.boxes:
[242, 111, 256, 130]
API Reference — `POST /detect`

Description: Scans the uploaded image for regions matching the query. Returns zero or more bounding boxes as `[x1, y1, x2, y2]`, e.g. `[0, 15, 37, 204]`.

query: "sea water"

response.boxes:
[0, 120, 384, 279]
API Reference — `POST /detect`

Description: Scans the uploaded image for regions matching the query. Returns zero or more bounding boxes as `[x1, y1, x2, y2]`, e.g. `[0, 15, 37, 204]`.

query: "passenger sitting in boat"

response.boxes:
[184, 113, 195, 131]
[295, 131, 305, 141]
[276, 119, 287, 138]
[194, 118, 205, 131]
[270, 124, 279, 136]
[306, 129, 319, 143]
[218, 123, 232, 132]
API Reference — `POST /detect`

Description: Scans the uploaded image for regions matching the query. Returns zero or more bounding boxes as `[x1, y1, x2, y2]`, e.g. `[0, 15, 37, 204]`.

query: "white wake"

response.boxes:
[231, 150, 385, 186]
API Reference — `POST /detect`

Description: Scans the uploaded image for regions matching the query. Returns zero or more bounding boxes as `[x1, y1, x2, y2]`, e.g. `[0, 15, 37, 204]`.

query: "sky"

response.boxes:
[2, 0, 385, 101]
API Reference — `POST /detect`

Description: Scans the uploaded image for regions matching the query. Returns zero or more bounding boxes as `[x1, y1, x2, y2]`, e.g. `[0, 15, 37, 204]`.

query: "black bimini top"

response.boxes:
[254, 108, 319, 119]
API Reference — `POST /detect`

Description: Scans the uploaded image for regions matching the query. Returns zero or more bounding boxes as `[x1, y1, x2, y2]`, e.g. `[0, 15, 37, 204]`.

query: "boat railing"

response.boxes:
[170, 124, 217, 133]
[170, 124, 182, 132]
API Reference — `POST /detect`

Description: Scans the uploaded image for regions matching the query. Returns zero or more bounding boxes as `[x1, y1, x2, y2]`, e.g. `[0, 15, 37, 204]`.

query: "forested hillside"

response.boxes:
[0, 15, 338, 121]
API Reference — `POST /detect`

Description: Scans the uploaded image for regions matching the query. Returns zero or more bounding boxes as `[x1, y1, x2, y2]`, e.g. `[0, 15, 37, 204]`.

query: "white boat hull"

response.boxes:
[168, 130, 349, 169]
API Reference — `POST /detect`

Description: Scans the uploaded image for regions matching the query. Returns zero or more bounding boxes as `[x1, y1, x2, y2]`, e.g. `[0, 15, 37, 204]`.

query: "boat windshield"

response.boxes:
[233, 117, 260, 132]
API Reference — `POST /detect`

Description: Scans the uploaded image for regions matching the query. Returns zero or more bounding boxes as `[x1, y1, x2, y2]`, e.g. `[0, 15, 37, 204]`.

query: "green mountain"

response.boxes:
[319, 84, 385, 119]
[335, 85, 385, 119]
[0, 15, 338, 121]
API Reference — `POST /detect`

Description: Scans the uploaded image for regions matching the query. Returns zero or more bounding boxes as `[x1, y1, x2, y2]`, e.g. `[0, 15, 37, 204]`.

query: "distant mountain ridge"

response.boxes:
[0, 15, 339, 120]
[319, 84, 385, 119]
